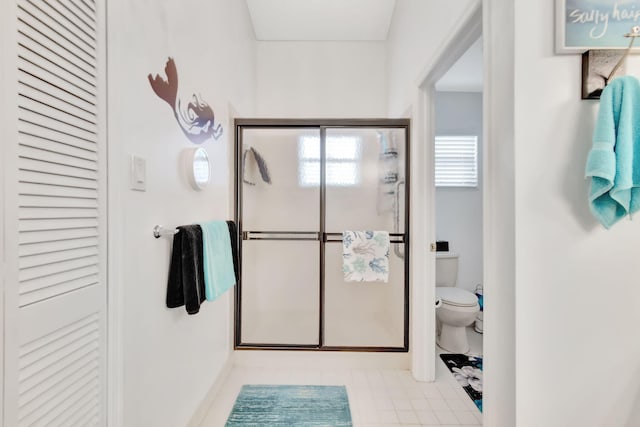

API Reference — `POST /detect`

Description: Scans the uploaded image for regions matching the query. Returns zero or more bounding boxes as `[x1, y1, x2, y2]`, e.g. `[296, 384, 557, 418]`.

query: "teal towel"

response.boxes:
[585, 76, 640, 228]
[199, 221, 236, 301]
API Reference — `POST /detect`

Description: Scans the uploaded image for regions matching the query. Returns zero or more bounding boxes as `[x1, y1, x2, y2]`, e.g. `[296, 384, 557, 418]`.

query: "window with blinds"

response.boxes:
[434, 136, 478, 187]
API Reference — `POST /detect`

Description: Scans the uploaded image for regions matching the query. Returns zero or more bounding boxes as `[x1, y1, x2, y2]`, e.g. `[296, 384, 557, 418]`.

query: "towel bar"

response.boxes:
[153, 225, 179, 238]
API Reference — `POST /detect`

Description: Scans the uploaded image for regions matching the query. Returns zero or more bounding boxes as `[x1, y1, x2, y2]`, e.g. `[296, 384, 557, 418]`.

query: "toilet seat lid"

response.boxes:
[436, 287, 478, 307]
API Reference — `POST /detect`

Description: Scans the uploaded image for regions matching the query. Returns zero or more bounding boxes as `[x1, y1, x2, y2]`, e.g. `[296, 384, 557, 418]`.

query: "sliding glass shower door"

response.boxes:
[235, 120, 409, 351]
[323, 127, 407, 349]
[239, 127, 321, 346]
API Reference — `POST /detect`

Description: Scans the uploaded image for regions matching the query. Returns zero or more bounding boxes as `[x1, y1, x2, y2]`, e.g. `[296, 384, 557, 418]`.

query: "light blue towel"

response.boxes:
[343, 231, 390, 282]
[199, 221, 236, 301]
[585, 76, 640, 228]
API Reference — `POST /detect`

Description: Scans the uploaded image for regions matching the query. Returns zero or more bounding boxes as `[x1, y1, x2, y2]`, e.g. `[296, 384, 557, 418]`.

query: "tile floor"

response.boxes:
[200, 328, 483, 427]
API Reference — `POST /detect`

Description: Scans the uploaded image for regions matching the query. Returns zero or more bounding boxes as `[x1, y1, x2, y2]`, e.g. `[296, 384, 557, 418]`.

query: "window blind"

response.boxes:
[434, 136, 478, 187]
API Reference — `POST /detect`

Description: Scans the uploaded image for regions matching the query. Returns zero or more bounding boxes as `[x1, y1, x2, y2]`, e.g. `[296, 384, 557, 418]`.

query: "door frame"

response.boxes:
[410, 3, 482, 383]
[234, 118, 410, 352]
[106, 0, 124, 425]
[0, 0, 18, 419]
[411, 1, 516, 425]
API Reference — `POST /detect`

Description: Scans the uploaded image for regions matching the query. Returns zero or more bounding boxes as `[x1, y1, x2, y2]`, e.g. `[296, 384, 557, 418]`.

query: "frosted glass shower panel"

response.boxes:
[323, 126, 407, 348]
[241, 240, 320, 345]
[323, 242, 405, 348]
[324, 128, 406, 232]
[242, 128, 320, 231]
[236, 119, 409, 350]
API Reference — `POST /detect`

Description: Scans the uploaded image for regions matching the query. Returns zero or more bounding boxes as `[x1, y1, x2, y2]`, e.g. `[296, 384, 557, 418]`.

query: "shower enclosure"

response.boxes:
[234, 119, 409, 351]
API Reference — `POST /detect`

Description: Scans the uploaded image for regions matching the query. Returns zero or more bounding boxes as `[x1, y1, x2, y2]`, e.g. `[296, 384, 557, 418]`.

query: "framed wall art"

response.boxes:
[556, 0, 640, 53]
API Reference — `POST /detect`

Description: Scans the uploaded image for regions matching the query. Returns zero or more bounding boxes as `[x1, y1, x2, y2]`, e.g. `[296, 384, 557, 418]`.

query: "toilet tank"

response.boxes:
[436, 252, 459, 287]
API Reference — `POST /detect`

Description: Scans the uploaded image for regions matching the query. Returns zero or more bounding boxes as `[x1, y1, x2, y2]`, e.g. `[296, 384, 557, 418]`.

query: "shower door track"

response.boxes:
[234, 119, 410, 353]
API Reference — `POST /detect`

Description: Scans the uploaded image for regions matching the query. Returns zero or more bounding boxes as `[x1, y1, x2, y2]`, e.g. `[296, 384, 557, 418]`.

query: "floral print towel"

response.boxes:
[342, 231, 389, 282]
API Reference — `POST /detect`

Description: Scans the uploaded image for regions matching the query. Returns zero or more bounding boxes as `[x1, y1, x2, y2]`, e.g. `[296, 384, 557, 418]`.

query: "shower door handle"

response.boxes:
[393, 180, 406, 259]
[323, 232, 405, 243]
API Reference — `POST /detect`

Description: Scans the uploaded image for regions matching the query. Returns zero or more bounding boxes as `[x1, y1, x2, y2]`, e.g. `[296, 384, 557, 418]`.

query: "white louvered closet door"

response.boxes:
[3, 0, 108, 426]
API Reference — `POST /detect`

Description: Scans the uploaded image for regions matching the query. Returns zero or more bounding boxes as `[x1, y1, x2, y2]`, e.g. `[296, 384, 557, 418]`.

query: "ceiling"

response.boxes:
[245, 0, 396, 41]
[435, 37, 483, 92]
[245, 0, 482, 92]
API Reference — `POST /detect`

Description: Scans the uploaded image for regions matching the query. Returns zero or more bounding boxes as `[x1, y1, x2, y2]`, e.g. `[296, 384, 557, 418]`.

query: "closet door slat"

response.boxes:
[18, 5, 96, 68]
[56, 0, 96, 29]
[19, 159, 97, 184]
[18, 236, 99, 257]
[18, 81, 96, 125]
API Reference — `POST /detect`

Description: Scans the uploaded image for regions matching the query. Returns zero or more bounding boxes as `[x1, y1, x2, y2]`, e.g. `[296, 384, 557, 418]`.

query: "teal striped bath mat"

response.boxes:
[225, 385, 353, 426]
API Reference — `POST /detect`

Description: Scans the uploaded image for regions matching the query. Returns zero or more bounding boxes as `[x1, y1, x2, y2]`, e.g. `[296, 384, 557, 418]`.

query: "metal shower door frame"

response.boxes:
[234, 118, 410, 352]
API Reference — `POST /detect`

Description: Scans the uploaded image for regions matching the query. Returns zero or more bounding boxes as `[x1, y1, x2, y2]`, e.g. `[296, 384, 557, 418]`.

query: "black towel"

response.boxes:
[166, 225, 206, 315]
[226, 220, 240, 282]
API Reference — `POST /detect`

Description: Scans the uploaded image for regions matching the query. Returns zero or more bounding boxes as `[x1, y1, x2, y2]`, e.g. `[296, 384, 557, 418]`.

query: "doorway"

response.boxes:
[433, 37, 484, 355]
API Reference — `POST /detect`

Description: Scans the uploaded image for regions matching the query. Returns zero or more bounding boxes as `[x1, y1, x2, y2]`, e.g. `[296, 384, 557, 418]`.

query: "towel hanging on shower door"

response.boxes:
[242, 147, 271, 185]
[342, 231, 390, 282]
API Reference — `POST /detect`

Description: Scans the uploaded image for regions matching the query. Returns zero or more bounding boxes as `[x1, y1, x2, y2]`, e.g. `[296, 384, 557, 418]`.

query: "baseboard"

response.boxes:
[233, 350, 410, 370]
[186, 353, 235, 427]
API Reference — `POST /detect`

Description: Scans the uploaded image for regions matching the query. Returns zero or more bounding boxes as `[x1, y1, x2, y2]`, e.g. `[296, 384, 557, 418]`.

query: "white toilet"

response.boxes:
[435, 253, 479, 353]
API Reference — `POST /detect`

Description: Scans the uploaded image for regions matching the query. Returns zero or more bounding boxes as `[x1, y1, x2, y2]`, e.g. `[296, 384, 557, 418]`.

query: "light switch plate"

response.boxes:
[130, 155, 146, 191]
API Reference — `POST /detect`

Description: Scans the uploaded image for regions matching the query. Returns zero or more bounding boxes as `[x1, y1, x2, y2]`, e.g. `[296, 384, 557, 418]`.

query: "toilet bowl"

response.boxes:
[436, 287, 479, 353]
[435, 252, 480, 353]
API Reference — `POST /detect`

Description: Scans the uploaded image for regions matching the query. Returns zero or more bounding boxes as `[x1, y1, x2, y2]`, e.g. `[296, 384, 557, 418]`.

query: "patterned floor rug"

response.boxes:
[225, 385, 353, 426]
[439, 353, 483, 412]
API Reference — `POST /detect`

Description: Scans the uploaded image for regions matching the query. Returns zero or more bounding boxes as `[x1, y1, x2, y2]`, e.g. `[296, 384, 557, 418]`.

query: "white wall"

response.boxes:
[256, 42, 387, 117]
[107, 1, 255, 426]
[386, 0, 479, 117]
[514, 1, 640, 426]
[250, 40, 401, 347]
[435, 92, 483, 292]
